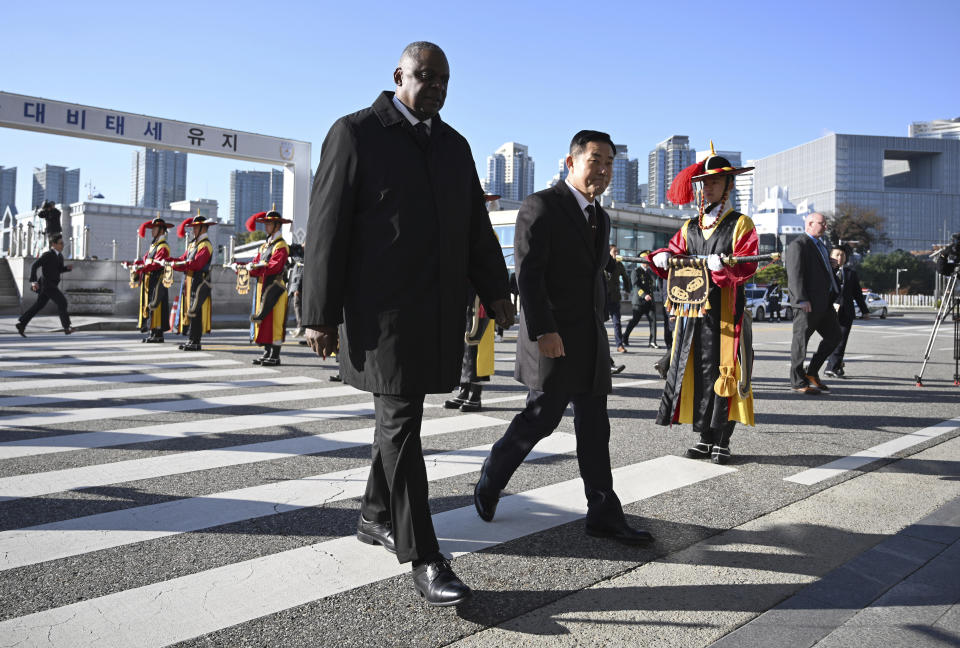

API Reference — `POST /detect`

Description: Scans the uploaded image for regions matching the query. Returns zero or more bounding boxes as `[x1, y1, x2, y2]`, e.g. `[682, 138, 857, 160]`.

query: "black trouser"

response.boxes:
[607, 300, 624, 347]
[826, 322, 853, 373]
[624, 301, 656, 344]
[186, 309, 204, 344]
[790, 308, 842, 387]
[20, 287, 71, 330]
[483, 389, 624, 526]
[361, 393, 439, 564]
[292, 291, 302, 329]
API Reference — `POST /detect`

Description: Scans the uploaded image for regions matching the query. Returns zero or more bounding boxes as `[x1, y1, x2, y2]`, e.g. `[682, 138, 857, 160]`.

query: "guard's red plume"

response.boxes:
[176, 218, 193, 238]
[666, 160, 705, 206]
[246, 212, 265, 232]
[137, 221, 150, 239]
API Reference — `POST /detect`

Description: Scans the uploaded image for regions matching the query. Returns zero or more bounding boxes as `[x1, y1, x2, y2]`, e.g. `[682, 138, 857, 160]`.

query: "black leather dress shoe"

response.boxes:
[411, 556, 472, 607]
[585, 519, 653, 545]
[15, 322, 26, 338]
[474, 460, 500, 522]
[356, 516, 396, 554]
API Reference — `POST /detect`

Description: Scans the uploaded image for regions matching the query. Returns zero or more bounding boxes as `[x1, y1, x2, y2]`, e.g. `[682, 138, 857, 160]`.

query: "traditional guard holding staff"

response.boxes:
[243, 209, 291, 366]
[647, 143, 759, 465]
[170, 214, 217, 351]
[125, 217, 174, 343]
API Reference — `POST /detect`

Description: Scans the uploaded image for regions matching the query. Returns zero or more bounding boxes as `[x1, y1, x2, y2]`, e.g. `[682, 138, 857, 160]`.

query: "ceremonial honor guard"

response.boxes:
[244, 209, 291, 366]
[132, 217, 173, 343]
[170, 215, 217, 351]
[647, 143, 759, 464]
[445, 289, 495, 411]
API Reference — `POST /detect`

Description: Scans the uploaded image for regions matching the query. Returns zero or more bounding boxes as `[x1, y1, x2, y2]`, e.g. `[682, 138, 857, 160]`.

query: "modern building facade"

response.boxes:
[546, 158, 568, 188]
[485, 142, 535, 201]
[0, 166, 15, 216]
[131, 148, 187, 210]
[229, 169, 283, 235]
[32, 164, 79, 210]
[648, 136, 697, 206]
[603, 144, 640, 205]
[751, 186, 805, 253]
[751, 133, 960, 252]
[909, 118, 960, 140]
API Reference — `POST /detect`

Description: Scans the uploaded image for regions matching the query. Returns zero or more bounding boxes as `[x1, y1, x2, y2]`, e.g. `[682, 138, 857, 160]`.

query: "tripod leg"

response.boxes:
[916, 273, 956, 386]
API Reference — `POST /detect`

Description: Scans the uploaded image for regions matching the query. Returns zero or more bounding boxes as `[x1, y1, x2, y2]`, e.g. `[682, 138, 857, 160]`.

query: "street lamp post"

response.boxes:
[895, 267, 908, 300]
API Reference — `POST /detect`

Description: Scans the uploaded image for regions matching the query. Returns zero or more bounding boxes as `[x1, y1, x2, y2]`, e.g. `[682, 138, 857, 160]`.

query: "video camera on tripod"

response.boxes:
[915, 232, 960, 386]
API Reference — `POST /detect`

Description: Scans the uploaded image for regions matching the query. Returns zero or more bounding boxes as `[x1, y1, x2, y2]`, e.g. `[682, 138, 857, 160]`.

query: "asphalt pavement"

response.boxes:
[0, 311, 957, 647]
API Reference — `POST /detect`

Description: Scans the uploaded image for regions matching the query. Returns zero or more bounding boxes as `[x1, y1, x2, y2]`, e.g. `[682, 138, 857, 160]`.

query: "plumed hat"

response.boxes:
[245, 209, 292, 232]
[137, 217, 175, 238]
[667, 141, 754, 206]
[176, 214, 218, 238]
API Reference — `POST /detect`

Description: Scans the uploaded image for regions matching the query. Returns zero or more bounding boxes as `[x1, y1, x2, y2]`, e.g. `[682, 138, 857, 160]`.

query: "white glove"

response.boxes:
[653, 252, 671, 270]
[707, 254, 724, 272]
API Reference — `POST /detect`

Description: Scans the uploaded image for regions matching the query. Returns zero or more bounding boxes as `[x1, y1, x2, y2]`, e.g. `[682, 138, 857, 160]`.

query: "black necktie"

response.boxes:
[585, 204, 598, 248]
[413, 122, 429, 149]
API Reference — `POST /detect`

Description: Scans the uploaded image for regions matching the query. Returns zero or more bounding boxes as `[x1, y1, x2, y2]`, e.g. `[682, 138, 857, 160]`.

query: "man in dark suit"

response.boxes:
[303, 41, 513, 607]
[623, 259, 660, 349]
[605, 245, 631, 353]
[16, 234, 74, 336]
[473, 131, 652, 545]
[785, 212, 842, 394]
[825, 246, 869, 378]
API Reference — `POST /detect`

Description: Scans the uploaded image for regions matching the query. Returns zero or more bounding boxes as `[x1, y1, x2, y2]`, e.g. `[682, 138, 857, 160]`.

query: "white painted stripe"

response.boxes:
[840, 355, 873, 361]
[0, 401, 378, 460]
[0, 418, 529, 569]
[0, 456, 731, 647]
[0, 357, 235, 377]
[0, 375, 318, 408]
[0, 351, 200, 368]
[785, 416, 960, 485]
[0, 345, 163, 360]
[0, 366, 276, 393]
[479, 379, 657, 406]
[0, 414, 507, 501]
[0, 385, 364, 430]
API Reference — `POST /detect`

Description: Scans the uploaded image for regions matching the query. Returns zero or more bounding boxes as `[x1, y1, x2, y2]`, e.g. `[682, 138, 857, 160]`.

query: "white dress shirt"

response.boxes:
[392, 94, 432, 134]
[564, 177, 596, 222]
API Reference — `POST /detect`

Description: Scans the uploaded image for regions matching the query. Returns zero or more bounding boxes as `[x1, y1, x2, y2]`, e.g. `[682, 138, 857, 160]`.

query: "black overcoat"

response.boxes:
[514, 181, 612, 396]
[835, 266, 869, 326]
[303, 92, 510, 395]
[785, 235, 836, 313]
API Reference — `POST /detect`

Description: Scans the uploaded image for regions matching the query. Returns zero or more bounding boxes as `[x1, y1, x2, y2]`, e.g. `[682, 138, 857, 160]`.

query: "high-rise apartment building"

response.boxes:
[909, 118, 960, 140]
[131, 148, 187, 210]
[604, 145, 640, 204]
[0, 166, 15, 215]
[648, 136, 696, 206]
[229, 169, 284, 234]
[32, 164, 80, 210]
[485, 142, 535, 201]
[546, 158, 568, 188]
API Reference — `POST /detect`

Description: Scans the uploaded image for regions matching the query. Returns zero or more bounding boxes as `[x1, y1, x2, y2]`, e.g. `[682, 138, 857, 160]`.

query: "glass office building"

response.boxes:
[751, 133, 960, 251]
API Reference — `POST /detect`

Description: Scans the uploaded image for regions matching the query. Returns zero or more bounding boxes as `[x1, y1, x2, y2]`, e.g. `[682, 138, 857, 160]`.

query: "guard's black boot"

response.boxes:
[252, 346, 270, 365]
[182, 339, 201, 351]
[711, 445, 732, 465]
[146, 328, 164, 343]
[685, 430, 714, 459]
[444, 385, 470, 409]
[711, 422, 735, 465]
[261, 345, 281, 366]
[460, 384, 483, 412]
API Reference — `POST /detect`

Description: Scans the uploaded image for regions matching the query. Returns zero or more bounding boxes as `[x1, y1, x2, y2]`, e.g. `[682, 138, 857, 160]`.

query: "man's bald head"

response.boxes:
[394, 41, 450, 120]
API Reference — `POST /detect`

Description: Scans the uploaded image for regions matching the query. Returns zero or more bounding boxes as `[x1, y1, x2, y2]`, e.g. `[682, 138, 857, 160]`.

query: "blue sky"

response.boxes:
[2, 0, 958, 218]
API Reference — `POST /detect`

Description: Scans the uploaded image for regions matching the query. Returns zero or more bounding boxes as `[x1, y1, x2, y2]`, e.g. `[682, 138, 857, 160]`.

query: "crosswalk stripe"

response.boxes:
[0, 413, 506, 501]
[0, 418, 532, 570]
[0, 357, 237, 377]
[0, 375, 319, 408]
[0, 456, 732, 647]
[0, 351, 204, 368]
[480, 379, 657, 405]
[0, 385, 364, 430]
[0, 366, 277, 393]
[0, 401, 379, 460]
[784, 415, 960, 485]
[0, 345, 164, 360]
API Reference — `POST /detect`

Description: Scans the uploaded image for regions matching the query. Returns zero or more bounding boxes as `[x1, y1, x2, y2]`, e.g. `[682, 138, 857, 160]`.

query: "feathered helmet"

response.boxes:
[137, 217, 175, 238]
[667, 141, 754, 206]
[245, 208, 292, 232]
[176, 214, 219, 238]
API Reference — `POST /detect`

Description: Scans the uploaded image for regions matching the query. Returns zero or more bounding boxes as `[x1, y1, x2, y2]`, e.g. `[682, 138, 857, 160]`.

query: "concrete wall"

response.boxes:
[8, 257, 258, 318]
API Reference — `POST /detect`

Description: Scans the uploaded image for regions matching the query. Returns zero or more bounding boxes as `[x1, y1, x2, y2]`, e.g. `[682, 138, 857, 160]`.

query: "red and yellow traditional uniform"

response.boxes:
[134, 218, 173, 339]
[646, 144, 758, 463]
[171, 216, 217, 347]
[244, 210, 292, 366]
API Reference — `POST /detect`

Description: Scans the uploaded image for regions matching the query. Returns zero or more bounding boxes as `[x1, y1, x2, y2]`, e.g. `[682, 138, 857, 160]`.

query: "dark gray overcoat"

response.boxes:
[514, 181, 613, 395]
[303, 92, 510, 395]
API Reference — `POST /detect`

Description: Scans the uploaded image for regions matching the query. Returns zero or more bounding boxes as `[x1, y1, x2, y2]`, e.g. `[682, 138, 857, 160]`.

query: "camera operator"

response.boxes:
[37, 201, 63, 238]
[937, 233, 959, 276]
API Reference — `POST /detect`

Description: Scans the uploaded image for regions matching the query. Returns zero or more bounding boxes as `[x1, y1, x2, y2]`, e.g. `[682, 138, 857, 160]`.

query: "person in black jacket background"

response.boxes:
[605, 245, 631, 353]
[17, 234, 74, 336]
[623, 259, 660, 348]
[825, 246, 869, 378]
